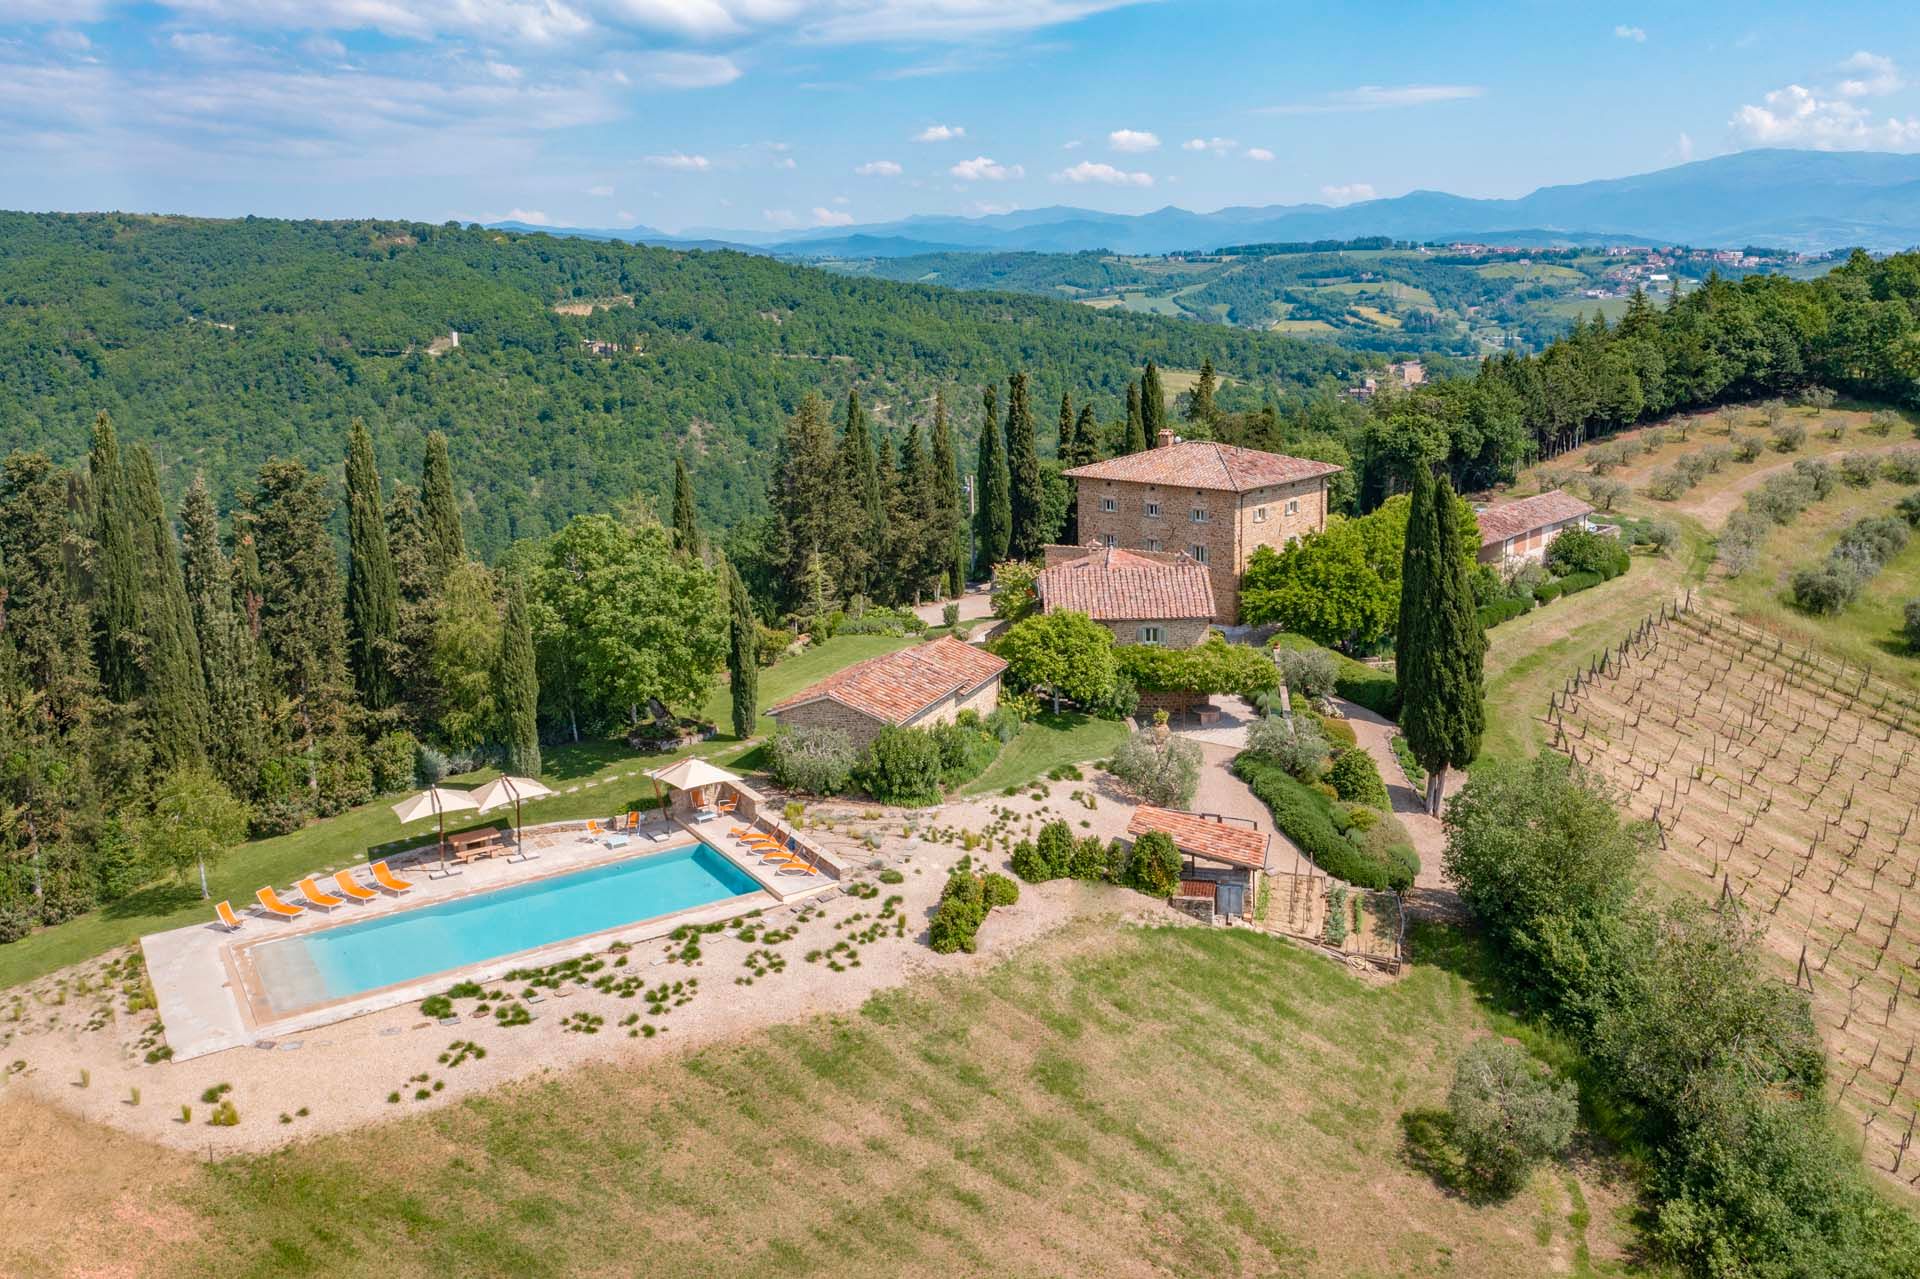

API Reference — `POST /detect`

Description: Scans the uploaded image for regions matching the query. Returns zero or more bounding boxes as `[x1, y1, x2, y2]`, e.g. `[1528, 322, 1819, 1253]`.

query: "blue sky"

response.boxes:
[2, 1, 1917, 234]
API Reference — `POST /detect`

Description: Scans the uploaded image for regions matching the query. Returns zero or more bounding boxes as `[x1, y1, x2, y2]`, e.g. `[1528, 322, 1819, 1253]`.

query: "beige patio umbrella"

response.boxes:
[390, 786, 480, 872]
[471, 775, 555, 847]
[643, 758, 744, 813]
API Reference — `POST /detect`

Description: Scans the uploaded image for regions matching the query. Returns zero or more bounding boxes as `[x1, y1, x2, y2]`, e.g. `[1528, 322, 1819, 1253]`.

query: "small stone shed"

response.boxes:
[1125, 806, 1269, 922]
[766, 635, 1007, 754]
[1476, 489, 1594, 567]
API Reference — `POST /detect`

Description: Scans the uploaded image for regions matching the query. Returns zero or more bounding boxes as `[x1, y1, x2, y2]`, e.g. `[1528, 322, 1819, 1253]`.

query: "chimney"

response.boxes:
[1156, 428, 1175, 449]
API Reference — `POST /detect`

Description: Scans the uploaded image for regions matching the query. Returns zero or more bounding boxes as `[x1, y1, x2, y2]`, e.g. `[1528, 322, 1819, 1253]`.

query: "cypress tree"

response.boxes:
[126, 446, 210, 770]
[723, 556, 759, 739]
[671, 456, 700, 556]
[1396, 465, 1486, 813]
[1057, 390, 1075, 461]
[1071, 403, 1099, 466]
[975, 383, 1011, 572]
[87, 413, 140, 703]
[496, 575, 542, 777]
[1141, 361, 1166, 443]
[1124, 381, 1148, 454]
[929, 392, 966, 597]
[773, 394, 836, 613]
[1188, 357, 1218, 430]
[344, 419, 400, 710]
[421, 429, 465, 576]
[180, 475, 266, 796]
[1005, 371, 1042, 561]
[383, 482, 435, 717]
[832, 389, 882, 598]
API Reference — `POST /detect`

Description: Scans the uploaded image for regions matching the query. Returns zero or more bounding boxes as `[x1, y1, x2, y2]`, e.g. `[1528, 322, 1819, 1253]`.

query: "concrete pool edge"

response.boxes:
[144, 823, 840, 1061]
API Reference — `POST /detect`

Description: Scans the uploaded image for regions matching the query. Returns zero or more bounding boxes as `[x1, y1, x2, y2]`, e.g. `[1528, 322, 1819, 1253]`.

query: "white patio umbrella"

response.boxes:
[643, 758, 744, 812]
[471, 775, 554, 846]
[390, 786, 480, 871]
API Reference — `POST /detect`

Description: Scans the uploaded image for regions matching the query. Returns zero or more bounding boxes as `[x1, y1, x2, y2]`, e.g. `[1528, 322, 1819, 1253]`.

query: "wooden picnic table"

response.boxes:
[446, 826, 506, 863]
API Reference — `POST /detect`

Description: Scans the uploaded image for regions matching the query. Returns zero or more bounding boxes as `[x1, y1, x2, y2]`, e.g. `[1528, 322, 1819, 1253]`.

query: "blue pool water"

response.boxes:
[250, 844, 759, 1014]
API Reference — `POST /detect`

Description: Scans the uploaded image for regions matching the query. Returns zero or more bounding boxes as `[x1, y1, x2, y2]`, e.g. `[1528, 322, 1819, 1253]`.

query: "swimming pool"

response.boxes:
[247, 844, 760, 1016]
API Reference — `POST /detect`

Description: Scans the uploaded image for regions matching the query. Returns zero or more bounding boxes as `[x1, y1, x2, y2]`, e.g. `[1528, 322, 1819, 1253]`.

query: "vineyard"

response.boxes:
[1550, 598, 1920, 1189]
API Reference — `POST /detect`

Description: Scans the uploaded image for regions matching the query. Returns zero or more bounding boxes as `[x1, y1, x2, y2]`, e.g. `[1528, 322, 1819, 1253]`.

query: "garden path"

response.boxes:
[1331, 698, 1452, 891]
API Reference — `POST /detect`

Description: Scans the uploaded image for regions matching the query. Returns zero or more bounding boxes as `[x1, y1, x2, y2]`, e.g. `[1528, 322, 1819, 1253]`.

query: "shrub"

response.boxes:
[1009, 838, 1050, 883]
[1447, 1039, 1578, 1198]
[1035, 820, 1076, 878]
[1327, 748, 1389, 808]
[1545, 527, 1628, 579]
[1235, 755, 1406, 890]
[1900, 492, 1920, 527]
[1244, 713, 1329, 780]
[982, 872, 1019, 908]
[1839, 452, 1879, 487]
[928, 721, 1000, 787]
[928, 872, 987, 954]
[1271, 635, 1398, 717]
[1124, 830, 1181, 898]
[1730, 431, 1764, 462]
[1906, 600, 1920, 652]
[766, 725, 857, 795]
[1834, 514, 1909, 566]
[853, 726, 945, 806]
[1771, 420, 1807, 452]
[369, 730, 420, 793]
[1274, 644, 1338, 701]
[1533, 580, 1563, 604]
[1107, 729, 1202, 809]
[941, 602, 960, 628]
[1477, 596, 1533, 629]
[984, 704, 1024, 743]
[1867, 409, 1903, 437]
[1885, 449, 1920, 485]
[1069, 834, 1112, 881]
[1555, 571, 1603, 597]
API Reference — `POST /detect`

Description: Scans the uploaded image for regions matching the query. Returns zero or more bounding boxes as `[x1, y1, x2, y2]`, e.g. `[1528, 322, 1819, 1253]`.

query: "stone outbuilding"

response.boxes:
[766, 635, 1007, 754]
[1125, 805, 1269, 922]
[1035, 543, 1216, 648]
[1063, 430, 1342, 623]
[1475, 489, 1595, 568]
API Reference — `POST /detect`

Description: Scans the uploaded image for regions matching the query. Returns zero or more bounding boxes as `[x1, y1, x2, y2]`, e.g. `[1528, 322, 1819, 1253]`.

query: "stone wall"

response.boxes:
[1096, 616, 1211, 648]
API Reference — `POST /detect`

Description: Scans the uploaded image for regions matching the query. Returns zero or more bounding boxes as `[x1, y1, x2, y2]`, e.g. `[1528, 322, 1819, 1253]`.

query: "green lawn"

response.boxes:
[0, 635, 912, 992]
[964, 712, 1130, 795]
[698, 632, 921, 739]
[145, 922, 1632, 1279]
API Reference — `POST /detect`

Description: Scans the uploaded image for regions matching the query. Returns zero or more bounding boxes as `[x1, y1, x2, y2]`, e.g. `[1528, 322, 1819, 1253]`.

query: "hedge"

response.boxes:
[1534, 580, 1564, 604]
[1270, 634, 1399, 717]
[1556, 570, 1603, 597]
[1235, 755, 1413, 890]
[1477, 596, 1534, 629]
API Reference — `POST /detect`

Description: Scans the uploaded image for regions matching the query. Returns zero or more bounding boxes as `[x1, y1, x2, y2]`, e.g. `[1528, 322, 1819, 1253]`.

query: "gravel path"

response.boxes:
[1331, 698, 1453, 890]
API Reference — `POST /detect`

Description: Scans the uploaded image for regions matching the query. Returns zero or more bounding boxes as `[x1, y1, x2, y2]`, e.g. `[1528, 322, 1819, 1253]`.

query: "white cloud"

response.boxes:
[914, 123, 964, 142]
[587, 183, 614, 196]
[301, 34, 347, 58]
[762, 208, 800, 228]
[485, 60, 522, 81]
[1260, 83, 1485, 114]
[1319, 182, 1375, 204]
[45, 28, 92, 52]
[156, 0, 595, 46]
[618, 210, 636, 221]
[1061, 139, 1081, 149]
[1054, 160, 1152, 187]
[1107, 128, 1158, 152]
[1244, 146, 1274, 161]
[1614, 24, 1646, 42]
[505, 208, 550, 224]
[1182, 136, 1235, 153]
[644, 151, 712, 170]
[811, 206, 853, 226]
[1675, 131, 1694, 162]
[796, 0, 1153, 44]
[854, 159, 902, 175]
[950, 155, 1022, 181]
[167, 31, 253, 59]
[1837, 51, 1903, 98]
[1731, 81, 1920, 150]
[627, 51, 741, 88]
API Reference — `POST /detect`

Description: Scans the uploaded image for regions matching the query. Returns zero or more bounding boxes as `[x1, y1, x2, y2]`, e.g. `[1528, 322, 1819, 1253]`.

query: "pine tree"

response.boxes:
[1124, 381, 1148, 454]
[421, 429, 465, 576]
[87, 413, 140, 704]
[671, 456, 700, 556]
[724, 556, 759, 739]
[496, 574, 541, 777]
[1187, 357, 1218, 431]
[383, 482, 435, 719]
[179, 475, 266, 797]
[1005, 371, 1043, 561]
[832, 389, 882, 598]
[772, 394, 837, 614]
[1141, 361, 1166, 443]
[1396, 465, 1486, 813]
[1070, 403, 1099, 466]
[929, 392, 966, 597]
[890, 422, 937, 604]
[344, 419, 400, 711]
[975, 383, 1011, 572]
[125, 446, 210, 770]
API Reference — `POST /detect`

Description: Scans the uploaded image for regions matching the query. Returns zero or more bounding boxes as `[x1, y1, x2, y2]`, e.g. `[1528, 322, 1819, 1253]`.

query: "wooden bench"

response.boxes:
[447, 827, 506, 863]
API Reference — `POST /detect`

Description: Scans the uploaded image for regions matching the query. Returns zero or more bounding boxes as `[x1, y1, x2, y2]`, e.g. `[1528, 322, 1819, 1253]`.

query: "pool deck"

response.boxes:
[143, 815, 838, 1062]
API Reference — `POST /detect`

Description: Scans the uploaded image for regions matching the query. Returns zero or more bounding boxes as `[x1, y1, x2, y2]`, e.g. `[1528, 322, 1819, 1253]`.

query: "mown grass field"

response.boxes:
[963, 712, 1130, 795]
[698, 632, 920, 739]
[48, 921, 1637, 1279]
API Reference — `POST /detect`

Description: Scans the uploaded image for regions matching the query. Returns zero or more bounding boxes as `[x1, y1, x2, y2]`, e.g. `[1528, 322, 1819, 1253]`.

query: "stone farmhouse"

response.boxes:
[1062, 430, 1343, 623]
[1125, 805, 1269, 922]
[766, 635, 1007, 753]
[1034, 544, 1216, 648]
[1475, 489, 1595, 568]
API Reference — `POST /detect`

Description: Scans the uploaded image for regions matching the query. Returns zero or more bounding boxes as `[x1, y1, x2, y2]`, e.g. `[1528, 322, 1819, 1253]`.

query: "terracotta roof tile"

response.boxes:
[1127, 806, 1269, 870]
[768, 635, 1007, 726]
[1476, 489, 1594, 547]
[1035, 545, 1216, 622]
[1062, 440, 1342, 493]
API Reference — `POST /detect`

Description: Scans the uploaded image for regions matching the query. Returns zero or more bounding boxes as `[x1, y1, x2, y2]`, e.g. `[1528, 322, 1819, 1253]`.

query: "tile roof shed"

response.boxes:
[1476, 489, 1594, 548]
[767, 635, 1006, 726]
[1126, 806, 1269, 870]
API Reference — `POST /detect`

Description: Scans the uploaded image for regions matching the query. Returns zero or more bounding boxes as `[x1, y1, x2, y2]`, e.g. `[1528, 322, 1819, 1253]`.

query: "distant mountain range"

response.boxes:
[496, 150, 1920, 258]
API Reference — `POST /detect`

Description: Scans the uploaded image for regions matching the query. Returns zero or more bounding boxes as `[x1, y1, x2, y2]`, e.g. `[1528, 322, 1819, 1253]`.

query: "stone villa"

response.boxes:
[766, 635, 1007, 753]
[1035, 544, 1216, 648]
[1062, 430, 1343, 623]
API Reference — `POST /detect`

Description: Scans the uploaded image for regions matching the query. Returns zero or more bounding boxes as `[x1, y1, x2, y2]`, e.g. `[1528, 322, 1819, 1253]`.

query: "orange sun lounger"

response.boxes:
[331, 869, 378, 904]
[255, 886, 303, 919]
[370, 861, 414, 894]
[297, 878, 345, 911]
[214, 900, 243, 931]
